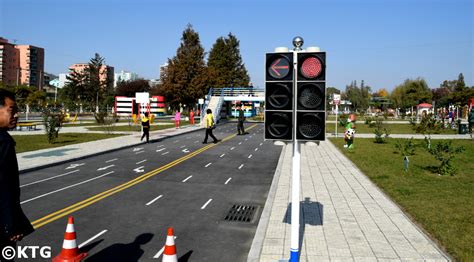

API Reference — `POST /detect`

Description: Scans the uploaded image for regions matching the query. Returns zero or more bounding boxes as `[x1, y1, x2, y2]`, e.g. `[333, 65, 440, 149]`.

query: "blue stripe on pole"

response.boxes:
[290, 250, 299, 262]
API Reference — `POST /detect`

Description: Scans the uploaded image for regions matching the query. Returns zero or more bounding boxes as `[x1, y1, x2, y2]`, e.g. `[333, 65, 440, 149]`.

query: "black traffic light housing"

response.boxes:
[265, 52, 294, 141]
[296, 52, 326, 141]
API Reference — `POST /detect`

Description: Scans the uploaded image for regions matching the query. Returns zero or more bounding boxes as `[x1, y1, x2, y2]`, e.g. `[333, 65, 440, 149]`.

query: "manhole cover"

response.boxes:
[224, 204, 257, 223]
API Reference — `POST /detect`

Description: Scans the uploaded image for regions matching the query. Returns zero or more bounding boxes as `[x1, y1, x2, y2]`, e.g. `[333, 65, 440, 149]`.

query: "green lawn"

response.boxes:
[13, 133, 125, 153]
[330, 137, 474, 261]
[326, 123, 458, 134]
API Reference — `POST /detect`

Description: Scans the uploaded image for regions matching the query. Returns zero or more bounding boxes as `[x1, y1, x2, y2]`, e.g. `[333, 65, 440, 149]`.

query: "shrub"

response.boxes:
[42, 110, 65, 144]
[427, 140, 465, 176]
[373, 118, 390, 143]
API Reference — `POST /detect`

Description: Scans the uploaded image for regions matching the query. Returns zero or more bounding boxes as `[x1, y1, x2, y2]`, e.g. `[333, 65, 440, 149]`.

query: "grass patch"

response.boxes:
[326, 123, 458, 134]
[330, 137, 474, 261]
[13, 133, 125, 153]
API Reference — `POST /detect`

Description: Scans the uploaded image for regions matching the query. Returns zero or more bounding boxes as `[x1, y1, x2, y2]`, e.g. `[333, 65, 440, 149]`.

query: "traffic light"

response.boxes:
[265, 52, 293, 141]
[296, 52, 326, 141]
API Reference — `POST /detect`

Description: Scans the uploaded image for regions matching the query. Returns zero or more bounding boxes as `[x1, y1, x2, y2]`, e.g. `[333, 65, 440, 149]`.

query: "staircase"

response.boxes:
[201, 96, 223, 127]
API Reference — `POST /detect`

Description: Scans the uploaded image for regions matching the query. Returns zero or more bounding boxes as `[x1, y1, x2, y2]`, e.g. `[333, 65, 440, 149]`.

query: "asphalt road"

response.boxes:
[18, 123, 282, 261]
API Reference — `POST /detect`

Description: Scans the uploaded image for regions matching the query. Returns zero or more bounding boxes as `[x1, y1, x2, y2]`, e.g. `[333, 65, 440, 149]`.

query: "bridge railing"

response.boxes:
[209, 87, 264, 97]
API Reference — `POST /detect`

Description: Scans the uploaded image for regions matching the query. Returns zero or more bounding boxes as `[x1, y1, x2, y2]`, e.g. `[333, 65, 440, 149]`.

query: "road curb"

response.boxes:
[19, 126, 204, 174]
[247, 143, 287, 261]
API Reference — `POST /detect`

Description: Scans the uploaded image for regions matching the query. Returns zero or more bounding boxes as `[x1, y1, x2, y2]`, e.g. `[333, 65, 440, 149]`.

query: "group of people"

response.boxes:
[139, 109, 197, 143]
[140, 104, 249, 144]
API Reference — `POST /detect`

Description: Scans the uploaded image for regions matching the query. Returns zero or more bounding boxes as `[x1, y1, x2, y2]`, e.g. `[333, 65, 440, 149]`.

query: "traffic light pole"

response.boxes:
[290, 48, 300, 262]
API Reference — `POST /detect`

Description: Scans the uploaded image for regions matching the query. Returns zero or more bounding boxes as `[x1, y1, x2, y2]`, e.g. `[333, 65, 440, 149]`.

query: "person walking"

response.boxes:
[141, 112, 150, 143]
[0, 89, 34, 258]
[469, 107, 474, 138]
[189, 109, 195, 125]
[236, 104, 247, 135]
[202, 109, 218, 144]
[174, 110, 181, 129]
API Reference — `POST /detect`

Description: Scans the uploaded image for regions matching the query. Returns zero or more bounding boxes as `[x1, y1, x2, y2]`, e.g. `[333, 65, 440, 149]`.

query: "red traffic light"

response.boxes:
[300, 57, 322, 79]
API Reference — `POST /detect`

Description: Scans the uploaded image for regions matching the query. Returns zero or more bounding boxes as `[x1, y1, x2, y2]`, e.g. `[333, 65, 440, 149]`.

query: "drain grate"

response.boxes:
[224, 204, 257, 223]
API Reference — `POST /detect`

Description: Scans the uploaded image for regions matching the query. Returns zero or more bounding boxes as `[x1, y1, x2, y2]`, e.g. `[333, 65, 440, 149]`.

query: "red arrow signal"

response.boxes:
[271, 58, 289, 76]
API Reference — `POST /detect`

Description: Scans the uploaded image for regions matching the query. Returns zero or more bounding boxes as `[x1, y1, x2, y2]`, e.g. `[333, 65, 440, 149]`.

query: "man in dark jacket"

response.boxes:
[0, 89, 34, 258]
[237, 105, 247, 135]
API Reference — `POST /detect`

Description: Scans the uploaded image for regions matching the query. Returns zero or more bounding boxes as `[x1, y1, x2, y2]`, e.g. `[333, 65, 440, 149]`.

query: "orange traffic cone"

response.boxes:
[53, 216, 88, 262]
[162, 227, 177, 262]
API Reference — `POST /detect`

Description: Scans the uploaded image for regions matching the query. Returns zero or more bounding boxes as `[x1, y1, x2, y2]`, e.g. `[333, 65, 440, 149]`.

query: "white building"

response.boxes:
[114, 70, 139, 87]
[58, 73, 68, 88]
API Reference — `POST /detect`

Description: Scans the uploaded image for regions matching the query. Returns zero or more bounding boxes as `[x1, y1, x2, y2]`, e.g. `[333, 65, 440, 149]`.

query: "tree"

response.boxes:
[390, 78, 432, 113]
[345, 80, 371, 112]
[432, 87, 450, 108]
[116, 79, 151, 97]
[61, 53, 112, 112]
[207, 33, 250, 88]
[376, 88, 389, 98]
[159, 24, 209, 109]
[450, 73, 470, 106]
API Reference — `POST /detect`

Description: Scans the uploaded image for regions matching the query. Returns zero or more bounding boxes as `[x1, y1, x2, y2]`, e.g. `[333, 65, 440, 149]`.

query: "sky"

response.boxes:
[1, 0, 473, 92]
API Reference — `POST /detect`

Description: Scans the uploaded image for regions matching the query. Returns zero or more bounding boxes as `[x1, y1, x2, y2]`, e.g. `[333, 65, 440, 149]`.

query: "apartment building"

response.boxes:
[0, 37, 45, 89]
[114, 70, 138, 87]
[16, 45, 45, 89]
[0, 37, 19, 86]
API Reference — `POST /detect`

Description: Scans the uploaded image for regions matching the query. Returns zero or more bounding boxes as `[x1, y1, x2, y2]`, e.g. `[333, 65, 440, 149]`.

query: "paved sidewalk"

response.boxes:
[249, 141, 451, 262]
[17, 125, 203, 172]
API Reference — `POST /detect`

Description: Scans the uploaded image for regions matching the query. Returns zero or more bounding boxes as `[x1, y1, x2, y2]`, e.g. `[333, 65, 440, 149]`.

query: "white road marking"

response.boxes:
[238, 164, 244, 169]
[146, 195, 163, 206]
[65, 163, 85, 170]
[182, 175, 192, 182]
[133, 147, 144, 152]
[97, 165, 114, 171]
[133, 166, 145, 173]
[182, 148, 190, 153]
[248, 154, 253, 159]
[220, 154, 225, 158]
[173, 140, 179, 143]
[21, 171, 115, 204]
[259, 143, 263, 146]
[225, 177, 232, 185]
[205, 163, 212, 168]
[153, 236, 177, 258]
[161, 152, 169, 155]
[136, 159, 147, 165]
[180, 145, 186, 148]
[194, 140, 199, 143]
[245, 138, 248, 141]
[201, 199, 213, 209]
[238, 142, 242, 145]
[135, 151, 145, 155]
[156, 145, 164, 148]
[156, 148, 166, 152]
[230, 147, 235, 150]
[78, 230, 108, 249]
[105, 158, 118, 163]
[255, 148, 258, 151]
[20, 170, 80, 188]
